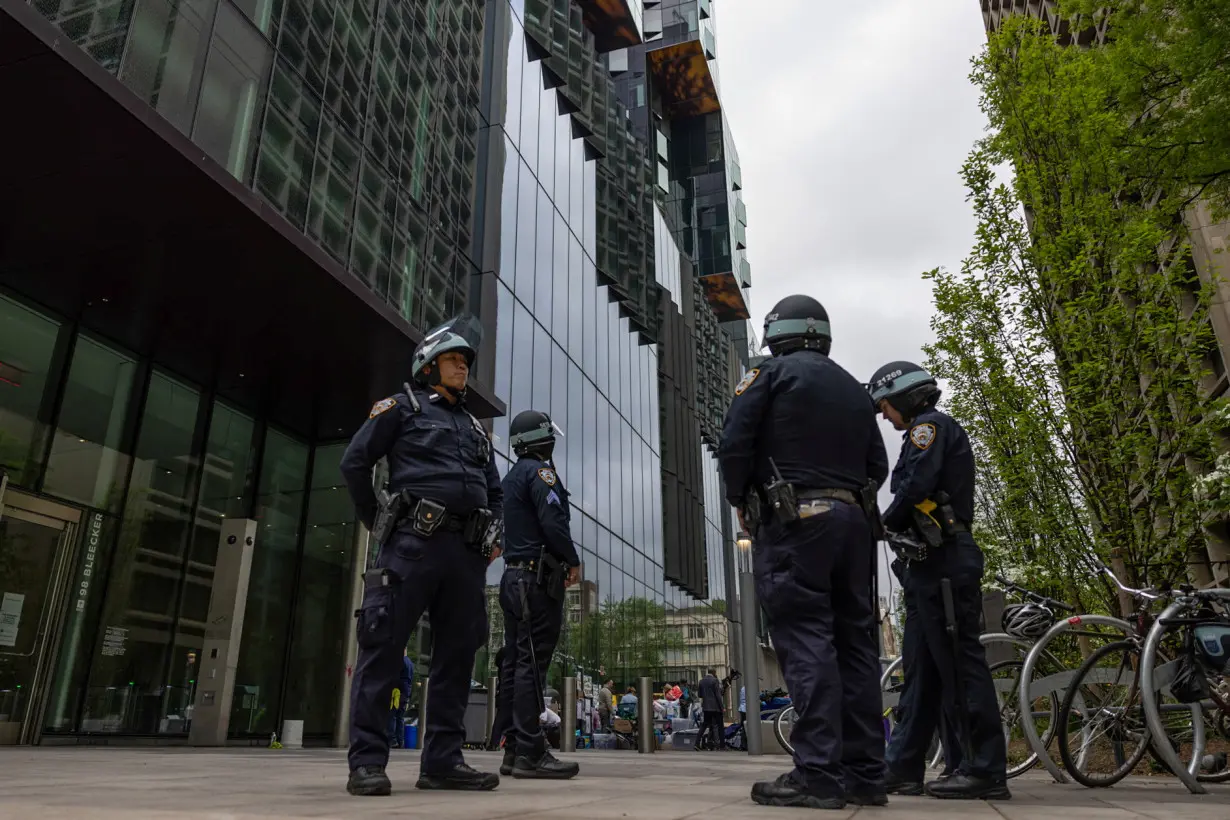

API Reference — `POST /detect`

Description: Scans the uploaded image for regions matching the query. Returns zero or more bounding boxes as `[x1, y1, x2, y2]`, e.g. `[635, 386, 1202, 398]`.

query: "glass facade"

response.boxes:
[0, 291, 358, 739]
[34, 0, 483, 333]
[1, 0, 756, 743]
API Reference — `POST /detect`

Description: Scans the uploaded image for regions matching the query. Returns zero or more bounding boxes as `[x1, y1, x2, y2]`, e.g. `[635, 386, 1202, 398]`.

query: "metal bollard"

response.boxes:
[417, 677, 428, 749]
[486, 675, 499, 748]
[637, 676, 654, 753]
[739, 571, 763, 755]
[561, 677, 577, 753]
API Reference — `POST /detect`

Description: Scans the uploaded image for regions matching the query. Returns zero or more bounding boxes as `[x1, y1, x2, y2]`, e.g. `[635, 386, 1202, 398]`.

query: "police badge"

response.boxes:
[910, 423, 937, 450]
[537, 468, 557, 486]
[734, 368, 761, 396]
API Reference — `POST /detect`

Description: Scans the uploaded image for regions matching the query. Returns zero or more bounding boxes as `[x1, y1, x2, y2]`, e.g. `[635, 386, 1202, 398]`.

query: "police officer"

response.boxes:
[718, 295, 890, 810]
[494, 410, 581, 780]
[341, 316, 504, 797]
[868, 361, 1009, 800]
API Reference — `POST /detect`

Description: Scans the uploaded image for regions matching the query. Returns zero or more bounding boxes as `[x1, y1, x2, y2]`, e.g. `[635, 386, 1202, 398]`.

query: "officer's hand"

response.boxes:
[565, 565, 581, 588]
[737, 508, 748, 532]
[488, 543, 502, 565]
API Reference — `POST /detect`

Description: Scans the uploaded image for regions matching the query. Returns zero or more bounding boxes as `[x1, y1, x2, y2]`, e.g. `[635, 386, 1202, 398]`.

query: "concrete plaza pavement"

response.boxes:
[1, 747, 1227, 819]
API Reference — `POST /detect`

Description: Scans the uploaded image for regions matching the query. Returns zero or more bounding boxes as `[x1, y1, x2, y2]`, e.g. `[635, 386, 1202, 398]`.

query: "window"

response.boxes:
[553, 115, 570, 216]
[192, 3, 271, 181]
[79, 372, 204, 734]
[535, 187, 554, 321]
[255, 58, 323, 230]
[174, 400, 257, 705]
[0, 294, 62, 485]
[501, 17, 525, 143]
[43, 336, 138, 512]
[232, 429, 309, 737]
[119, 0, 212, 136]
[514, 160, 538, 307]
[520, 59, 541, 170]
[284, 443, 357, 736]
[231, 0, 277, 35]
[497, 136, 520, 285]
[510, 300, 534, 418]
[492, 283, 515, 455]
[552, 212, 570, 339]
[537, 85, 556, 193]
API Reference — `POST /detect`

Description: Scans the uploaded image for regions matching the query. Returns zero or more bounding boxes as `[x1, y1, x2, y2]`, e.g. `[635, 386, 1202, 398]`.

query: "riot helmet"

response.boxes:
[411, 315, 482, 396]
[762, 295, 831, 357]
[1001, 603, 1054, 640]
[509, 409, 564, 459]
[867, 361, 941, 421]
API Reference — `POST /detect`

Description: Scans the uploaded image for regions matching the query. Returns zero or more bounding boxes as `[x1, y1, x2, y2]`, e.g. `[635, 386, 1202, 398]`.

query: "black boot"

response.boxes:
[750, 772, 845, 810]
[512, 750, 580, 780]
[500, 748, 516, 776]
[925, 773, 1011, 800]
[415, 763, 500, 791]
[847, 784, 889, 807]
[884, 770, 924, 796]
[346, 765, 392, 796]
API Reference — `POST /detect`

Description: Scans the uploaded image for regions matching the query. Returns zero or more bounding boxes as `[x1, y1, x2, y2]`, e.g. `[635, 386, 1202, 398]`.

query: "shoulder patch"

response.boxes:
[537, 467, 557, 486]
[734, 368, 761, 396]
[910, 423, 937, 450]
[369, 398, 397, 418]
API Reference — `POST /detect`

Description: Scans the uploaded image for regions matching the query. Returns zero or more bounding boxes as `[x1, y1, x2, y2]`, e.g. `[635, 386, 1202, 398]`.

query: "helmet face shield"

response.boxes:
[413, 314, 482, 383]
[509, 412, 563, 450]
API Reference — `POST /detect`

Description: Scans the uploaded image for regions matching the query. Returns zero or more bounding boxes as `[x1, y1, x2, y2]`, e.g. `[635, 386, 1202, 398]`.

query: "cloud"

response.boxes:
[713, 0, 991, 605]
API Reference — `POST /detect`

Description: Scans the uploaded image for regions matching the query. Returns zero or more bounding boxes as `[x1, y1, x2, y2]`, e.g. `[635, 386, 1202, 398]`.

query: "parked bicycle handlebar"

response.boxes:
[994, 574, 1076, 613]
[1087, 558, 1167, 602]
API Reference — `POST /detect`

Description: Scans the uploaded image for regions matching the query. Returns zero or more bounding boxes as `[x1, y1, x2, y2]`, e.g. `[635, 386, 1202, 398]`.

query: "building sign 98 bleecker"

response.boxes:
[76, 513, 103, 613]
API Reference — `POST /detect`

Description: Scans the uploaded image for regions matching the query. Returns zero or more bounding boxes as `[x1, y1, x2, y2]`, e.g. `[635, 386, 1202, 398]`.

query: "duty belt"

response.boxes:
[505, 559, 539, 571]
[797, 488, 859, 506]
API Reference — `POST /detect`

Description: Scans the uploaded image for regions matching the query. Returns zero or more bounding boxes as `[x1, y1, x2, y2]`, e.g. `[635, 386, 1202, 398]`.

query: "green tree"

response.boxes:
[929, 10, 1227, 609]
[575, 596, 684, 684]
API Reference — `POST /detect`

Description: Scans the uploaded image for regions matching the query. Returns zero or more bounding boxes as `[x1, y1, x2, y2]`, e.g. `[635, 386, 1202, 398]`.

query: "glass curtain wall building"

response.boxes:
[0, 0, 753, 745]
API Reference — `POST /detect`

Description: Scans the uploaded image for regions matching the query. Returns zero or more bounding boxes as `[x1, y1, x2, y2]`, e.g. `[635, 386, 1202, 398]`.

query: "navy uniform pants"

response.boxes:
[885, 564, 961, 774]
[885, 534, 1007, 782]
[348, 528, 487, 773]
[494, 566, 564, 758]
[753, 500, 884, 798]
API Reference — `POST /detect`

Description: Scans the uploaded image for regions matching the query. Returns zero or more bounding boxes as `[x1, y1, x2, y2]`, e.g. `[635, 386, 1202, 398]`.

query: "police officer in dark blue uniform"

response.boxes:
[494, 410, 581, 780]
[869, 361, 1009, 800]
[341, 316, 504, 797]
[718, 295, 890, 810]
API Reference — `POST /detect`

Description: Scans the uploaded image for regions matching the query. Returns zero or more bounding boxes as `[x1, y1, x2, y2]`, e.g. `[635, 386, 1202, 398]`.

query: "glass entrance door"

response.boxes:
[0, 489, 80, 744]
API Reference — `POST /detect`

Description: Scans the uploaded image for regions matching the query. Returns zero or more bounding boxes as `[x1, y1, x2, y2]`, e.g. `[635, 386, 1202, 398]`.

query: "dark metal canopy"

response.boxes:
[0, 0, 505, 442]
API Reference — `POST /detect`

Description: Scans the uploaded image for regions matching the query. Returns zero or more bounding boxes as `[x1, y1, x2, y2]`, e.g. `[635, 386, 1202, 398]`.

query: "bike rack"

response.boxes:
[1018, 614, 1133, 784]
[1139, 596, 1229, 796]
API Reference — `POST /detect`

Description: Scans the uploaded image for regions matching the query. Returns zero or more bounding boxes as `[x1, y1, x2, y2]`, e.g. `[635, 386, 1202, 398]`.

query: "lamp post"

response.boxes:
[736, 528, 763, 756]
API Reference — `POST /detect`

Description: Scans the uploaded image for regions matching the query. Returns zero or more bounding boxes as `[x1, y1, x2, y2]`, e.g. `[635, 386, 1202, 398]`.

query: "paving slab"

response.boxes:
[0, 747, 1227, 818]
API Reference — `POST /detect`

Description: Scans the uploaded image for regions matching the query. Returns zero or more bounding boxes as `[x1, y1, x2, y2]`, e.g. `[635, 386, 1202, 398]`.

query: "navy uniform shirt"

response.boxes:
[883, 407, 975, 532]
[340, 387, 503, 530]
[501, 457, 579, 567]
[718, 349, 889, 506]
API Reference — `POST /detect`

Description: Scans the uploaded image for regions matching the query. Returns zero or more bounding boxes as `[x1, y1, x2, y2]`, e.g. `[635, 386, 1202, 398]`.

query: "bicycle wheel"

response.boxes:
[1056, 640, 1151, 788]
[988, 658, 1055, 778]
[774, 705, 797, 754]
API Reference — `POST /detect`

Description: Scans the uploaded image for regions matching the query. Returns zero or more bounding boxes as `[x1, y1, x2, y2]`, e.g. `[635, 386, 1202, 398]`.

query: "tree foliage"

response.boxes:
[927, 7, 1230, 610]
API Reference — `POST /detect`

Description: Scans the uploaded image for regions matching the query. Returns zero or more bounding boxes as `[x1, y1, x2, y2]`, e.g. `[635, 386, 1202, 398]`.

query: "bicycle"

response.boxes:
[1138, 581, 1230, 794]
[1050, 559, 1222, 790]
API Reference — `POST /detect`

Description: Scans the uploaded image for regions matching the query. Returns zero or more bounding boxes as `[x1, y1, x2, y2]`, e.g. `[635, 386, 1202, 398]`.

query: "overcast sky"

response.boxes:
[714, 1, 991, 604]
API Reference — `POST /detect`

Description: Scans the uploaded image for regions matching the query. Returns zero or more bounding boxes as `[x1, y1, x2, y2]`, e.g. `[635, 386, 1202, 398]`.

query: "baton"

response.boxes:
[941, 577, 975, 766]
[519, 578, 545, 718]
